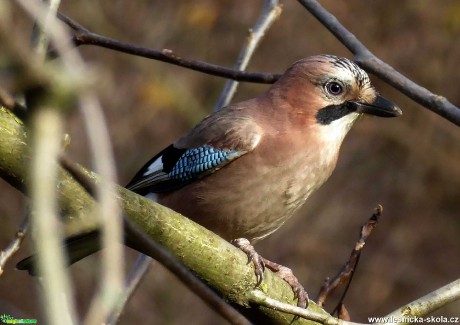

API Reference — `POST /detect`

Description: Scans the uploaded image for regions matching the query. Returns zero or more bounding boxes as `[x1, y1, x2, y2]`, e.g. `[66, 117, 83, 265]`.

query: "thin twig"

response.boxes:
[105, 2, 281, 321]
[297, 0, 460, 127]
[0, 213, 29, 276]
[0, 87, 28, 121]
[18, 0, 125, 323]
[106, 254, 153, 325]
[59, 155, 96, 196]
[248, 290, 368, 325]
[378, 278, 460, 325]
[80, 92, 124, 325]
[214, 0, 282, 111]
[316, 205, 382, 315]
[124, 219, 252, 325]
[58, 7, 460, 126]
[57, 157, 250, 325]
[16, 1, 78, 324]
[30, 107, 77, 325]
[61, 155, 152, 324]
[56, 12, 281, 84]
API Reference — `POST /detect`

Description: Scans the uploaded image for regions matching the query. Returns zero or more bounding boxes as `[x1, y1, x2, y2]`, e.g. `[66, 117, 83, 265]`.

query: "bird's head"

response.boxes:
[269, 55, 401, 142]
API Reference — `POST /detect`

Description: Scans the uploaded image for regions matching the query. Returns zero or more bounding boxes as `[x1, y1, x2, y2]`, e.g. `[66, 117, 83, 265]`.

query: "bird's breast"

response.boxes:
[158, 132, 338, 242]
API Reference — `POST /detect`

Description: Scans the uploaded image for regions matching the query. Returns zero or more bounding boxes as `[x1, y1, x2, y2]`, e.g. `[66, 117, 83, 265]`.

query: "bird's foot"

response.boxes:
[261, 258, 309, 308]
[231, 238, 265, 286]
[231, 238, 308, 308]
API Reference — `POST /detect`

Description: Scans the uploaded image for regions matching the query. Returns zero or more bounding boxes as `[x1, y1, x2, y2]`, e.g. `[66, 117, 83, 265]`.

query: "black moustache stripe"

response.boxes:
[315, 102, 354, 125]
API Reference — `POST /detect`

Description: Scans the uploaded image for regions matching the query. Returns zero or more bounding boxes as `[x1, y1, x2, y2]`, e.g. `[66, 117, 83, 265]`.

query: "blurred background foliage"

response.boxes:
[0, 0, 459, 324]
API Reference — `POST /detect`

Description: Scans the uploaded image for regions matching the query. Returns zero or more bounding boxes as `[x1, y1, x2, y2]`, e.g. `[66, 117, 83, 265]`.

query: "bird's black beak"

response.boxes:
[350, 95, 402, 118]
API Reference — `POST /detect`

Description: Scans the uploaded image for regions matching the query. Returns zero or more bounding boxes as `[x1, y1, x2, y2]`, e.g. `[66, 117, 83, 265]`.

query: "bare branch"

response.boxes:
[59, 155, 96, 196]
[56, 156, 251, 325]
[14, 1, 78, 324]
[29, 106, 77, 325]
[3, 2, 458, 323]
[214, 0, 282, 111]
[379, 278, 460, 325]
[106, 254, 153, 325]
[103, 2, 281, 321]
[0, 87, 28, 121]
[124, 219, 252, 325]
[317, 205, 382, 314]
[16, 0, 125, 323]
[58, 6, 460, 126]
[248, 290, 367, 325]
[297, 0, 460, 127]
[56, 12, 281, 84]
[0, 213, 28, 276]
[1, 106, 332, 324]
[80, 93, 124, 325]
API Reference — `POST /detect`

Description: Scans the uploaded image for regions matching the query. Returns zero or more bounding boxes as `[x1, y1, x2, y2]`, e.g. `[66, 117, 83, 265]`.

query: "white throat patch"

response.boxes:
[319, 112, 360, 143]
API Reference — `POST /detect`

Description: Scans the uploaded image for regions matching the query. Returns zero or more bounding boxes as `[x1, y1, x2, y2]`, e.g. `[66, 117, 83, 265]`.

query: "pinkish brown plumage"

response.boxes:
[18, 56, 401, 300]
[152, 55, 400, 242]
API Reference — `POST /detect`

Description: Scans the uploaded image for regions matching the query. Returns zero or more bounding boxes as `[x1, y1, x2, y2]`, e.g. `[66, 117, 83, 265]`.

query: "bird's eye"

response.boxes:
[325, 82, 343, 96]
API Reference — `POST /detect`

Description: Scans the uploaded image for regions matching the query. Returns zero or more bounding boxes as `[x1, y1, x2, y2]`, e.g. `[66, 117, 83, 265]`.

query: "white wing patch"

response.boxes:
[143, 157, 164, 176]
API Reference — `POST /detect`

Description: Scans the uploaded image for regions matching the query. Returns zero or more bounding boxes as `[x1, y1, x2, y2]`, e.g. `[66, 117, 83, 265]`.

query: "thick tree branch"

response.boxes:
[107, 1, 283, 321]
[123, 221, 252, 325]
[297, 0, 460, 127]
[15, 1, 125, 323]
[0, 108, 331, 324]
[59, 154, 249, 325]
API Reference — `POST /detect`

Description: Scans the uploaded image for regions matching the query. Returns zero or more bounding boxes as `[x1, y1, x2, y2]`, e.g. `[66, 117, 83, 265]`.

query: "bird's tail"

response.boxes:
[16, 230, 101, 276]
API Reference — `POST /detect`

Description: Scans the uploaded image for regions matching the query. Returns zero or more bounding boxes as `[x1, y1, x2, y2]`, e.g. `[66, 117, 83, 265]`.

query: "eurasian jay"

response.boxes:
[18, 55, 401, 307]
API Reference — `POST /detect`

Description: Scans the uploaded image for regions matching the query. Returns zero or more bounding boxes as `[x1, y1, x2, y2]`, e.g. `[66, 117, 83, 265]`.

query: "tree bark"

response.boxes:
[0, 107, 328, 324]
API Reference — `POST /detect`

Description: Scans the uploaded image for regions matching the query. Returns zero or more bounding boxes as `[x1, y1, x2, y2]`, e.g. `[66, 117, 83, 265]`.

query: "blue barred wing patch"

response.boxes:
[126, 144, 242, 194]
[168, 146, 239, 181]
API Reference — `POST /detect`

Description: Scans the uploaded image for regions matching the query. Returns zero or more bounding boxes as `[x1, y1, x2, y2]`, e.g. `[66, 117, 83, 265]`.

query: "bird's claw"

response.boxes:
[232, 238, 308, 308]
[262, 259, 309, 308]
[294, 284, 308, 308]
[250, 253, 265, 287]
[232, 238, 265, 287]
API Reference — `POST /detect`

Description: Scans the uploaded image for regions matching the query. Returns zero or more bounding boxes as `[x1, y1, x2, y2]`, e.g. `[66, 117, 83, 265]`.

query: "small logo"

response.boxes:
[0, 313, 37, 324]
